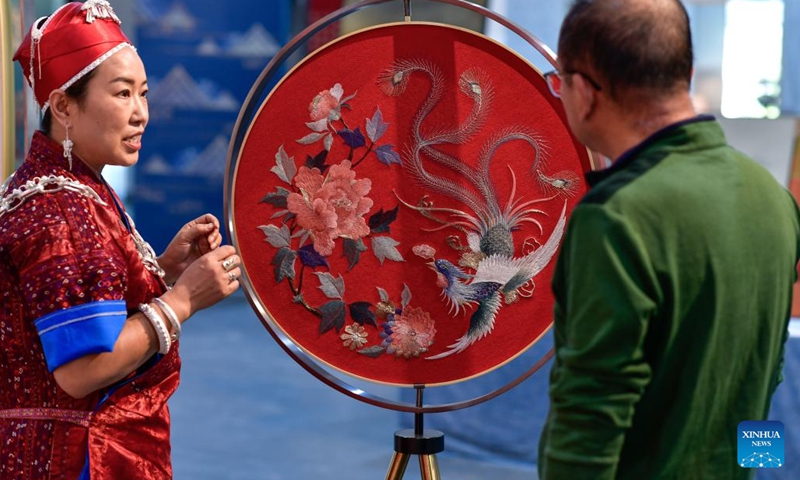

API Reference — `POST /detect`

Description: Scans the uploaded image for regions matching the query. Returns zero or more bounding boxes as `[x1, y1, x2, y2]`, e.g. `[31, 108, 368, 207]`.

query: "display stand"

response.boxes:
[226, 2, 591, 479]
[0, 0, 16, 178]
[385, 386, 444, 480]
[385, 11, 445, 475]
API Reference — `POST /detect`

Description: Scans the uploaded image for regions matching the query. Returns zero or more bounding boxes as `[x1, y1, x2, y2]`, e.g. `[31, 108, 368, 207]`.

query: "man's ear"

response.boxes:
[573, 74, 597, 122]
[48, 89, 73, 127]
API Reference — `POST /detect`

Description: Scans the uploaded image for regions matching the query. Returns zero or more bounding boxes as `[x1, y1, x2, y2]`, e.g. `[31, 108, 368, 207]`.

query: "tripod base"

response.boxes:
[384, 429, 444, 480]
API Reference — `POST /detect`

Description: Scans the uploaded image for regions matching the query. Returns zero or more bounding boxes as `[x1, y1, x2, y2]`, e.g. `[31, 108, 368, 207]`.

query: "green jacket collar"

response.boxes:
[585, 114, 722, 188]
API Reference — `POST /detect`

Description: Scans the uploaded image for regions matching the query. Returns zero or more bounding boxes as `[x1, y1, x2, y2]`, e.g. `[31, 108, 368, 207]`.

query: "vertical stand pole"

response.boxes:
[384, 385, 444, 480]
[1, 0, 16, 179]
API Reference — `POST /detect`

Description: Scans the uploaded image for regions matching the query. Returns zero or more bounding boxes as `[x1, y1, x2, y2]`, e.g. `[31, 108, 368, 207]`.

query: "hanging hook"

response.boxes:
[404, 0, 412, 22]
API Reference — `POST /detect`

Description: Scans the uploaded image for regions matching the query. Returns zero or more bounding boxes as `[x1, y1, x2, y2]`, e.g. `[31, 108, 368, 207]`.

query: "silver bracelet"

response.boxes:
[152, 297, 181, 340]
[139, 303, 171, 355]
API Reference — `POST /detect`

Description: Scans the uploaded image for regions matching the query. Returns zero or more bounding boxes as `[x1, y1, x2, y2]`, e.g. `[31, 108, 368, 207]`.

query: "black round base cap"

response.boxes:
[393, 429, 445, 454]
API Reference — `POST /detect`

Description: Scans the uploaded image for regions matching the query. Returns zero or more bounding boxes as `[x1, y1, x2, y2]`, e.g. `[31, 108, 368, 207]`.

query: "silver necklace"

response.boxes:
[0, 173, 165, 278]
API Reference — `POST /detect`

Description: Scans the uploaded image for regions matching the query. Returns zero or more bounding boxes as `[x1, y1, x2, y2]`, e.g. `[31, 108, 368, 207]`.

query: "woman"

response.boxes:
[0, 1, 240, 478]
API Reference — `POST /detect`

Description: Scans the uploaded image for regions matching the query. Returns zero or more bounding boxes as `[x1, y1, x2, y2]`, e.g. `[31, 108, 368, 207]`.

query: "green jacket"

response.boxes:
[538, 116, 800, 480]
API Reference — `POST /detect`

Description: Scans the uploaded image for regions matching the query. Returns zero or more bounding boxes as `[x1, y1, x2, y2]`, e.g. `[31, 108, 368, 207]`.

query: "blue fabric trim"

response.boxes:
[36, 300, 127, 372]
[79, 455, 90, 480]
[34, 300, 125, 332]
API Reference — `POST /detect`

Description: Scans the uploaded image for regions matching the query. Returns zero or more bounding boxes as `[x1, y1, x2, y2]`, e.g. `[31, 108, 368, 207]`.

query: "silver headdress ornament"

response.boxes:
[27, 2, 71, 109]
[81, 0, 121, 24]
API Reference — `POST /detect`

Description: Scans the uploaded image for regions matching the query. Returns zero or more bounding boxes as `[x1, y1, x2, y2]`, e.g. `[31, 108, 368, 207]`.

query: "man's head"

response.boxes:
[552, 0, 696, 158]
[558, 0, 693, 107]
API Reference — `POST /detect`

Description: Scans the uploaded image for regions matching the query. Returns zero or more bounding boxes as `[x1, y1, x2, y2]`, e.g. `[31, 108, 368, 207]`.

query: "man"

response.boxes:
[537, 1, 800, 479]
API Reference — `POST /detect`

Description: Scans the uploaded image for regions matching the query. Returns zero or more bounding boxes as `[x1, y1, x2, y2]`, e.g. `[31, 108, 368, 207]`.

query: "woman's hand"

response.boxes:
[53, 245, 240, 399]
[160, 245, 241, 322]
[158, 213, 222, 285]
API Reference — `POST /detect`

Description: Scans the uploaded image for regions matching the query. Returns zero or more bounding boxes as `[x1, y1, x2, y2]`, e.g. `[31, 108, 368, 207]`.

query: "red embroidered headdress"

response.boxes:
[13, 0, 131, 113]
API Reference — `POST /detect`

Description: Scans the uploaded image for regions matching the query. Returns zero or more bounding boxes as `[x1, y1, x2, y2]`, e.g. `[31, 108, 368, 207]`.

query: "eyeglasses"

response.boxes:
[544, 69, 602, 98]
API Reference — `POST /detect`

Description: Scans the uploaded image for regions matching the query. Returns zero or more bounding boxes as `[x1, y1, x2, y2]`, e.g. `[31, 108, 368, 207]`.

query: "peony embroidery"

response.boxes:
[258, 81, 407, 359]
[382, 306, 436, 358]
[309, 83, 347, 122]
[287, 161, 373, 256]
[299, 83, 360, 152]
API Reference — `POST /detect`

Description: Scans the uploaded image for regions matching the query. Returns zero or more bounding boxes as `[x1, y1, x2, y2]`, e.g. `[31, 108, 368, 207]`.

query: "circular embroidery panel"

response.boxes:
[230, 22, 591, 387]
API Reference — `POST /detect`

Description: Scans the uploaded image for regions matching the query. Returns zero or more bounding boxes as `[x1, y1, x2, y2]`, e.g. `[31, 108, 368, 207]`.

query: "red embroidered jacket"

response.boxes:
[0, 132, 180, 479]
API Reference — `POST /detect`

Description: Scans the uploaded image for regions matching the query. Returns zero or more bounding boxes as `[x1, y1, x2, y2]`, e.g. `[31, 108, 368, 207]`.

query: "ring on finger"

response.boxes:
[227, 271, 238, 283]
[222, 257, 235, 271]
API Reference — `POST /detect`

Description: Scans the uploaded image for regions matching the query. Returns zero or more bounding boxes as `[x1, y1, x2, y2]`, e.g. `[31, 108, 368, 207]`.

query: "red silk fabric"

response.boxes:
[87, 348, 180, 480]
[0, 133, 177, 479]
[232, 23, 591, 386]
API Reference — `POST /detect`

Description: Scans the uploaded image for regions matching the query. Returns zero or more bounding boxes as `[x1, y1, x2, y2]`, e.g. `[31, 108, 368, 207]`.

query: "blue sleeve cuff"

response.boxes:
[35, 300, 128, 372]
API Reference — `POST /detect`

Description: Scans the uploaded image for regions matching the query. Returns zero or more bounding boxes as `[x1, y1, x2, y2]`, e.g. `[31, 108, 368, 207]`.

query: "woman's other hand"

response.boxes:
[158, 213, 222, 284]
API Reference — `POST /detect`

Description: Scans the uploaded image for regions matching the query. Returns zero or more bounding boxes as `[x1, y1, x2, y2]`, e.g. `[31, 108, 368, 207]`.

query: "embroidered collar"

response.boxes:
[17, 131, 165, 279]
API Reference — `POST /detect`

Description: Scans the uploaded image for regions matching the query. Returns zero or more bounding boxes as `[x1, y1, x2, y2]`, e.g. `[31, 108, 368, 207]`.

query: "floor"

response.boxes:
[168, 294, 537, 480]
[168, 294, 798, 480]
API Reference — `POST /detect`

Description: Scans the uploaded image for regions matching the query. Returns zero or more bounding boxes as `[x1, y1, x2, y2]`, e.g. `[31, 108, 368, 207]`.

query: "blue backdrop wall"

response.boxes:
[130, 0, 291, 252]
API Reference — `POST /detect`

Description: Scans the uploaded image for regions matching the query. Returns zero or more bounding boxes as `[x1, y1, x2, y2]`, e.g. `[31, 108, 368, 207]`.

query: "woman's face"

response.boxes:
[68, 47, 148, 173]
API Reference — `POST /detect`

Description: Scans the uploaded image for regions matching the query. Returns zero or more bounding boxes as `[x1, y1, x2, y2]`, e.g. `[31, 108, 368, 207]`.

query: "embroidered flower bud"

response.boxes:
[376, 301, 395, 319]
[412, 244, 436, 260]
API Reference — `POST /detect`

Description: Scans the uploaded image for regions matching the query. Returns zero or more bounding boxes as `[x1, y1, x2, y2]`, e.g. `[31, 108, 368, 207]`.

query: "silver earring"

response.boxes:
[63, 125, 73, 171]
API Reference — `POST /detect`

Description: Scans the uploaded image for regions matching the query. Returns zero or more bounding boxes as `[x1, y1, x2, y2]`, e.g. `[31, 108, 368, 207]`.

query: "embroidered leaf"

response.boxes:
[358, 345, 386, 358]
[323, 133, 334, 151]
[306, 118, 328, 133]
[271, 145, 296, 184]
[258, 224, 291, 248]
[372, 236, 405, 265]
[340, 91, 357, 108]
[315, 272, 345, 299]
[296, 132, 327, 145]
[401, 284, 412, 309]
[298, 244, 329, 269]
[368, 205, 399, 234]
[282, 212, 296, 225]
[270, 209, 290, 220]
[271, 247, 296, 284]
[377, 287, 390, 303]
[374, 144, 402, 166]
[342, 238, 367, 271]
[349, 301, 377, 327]
[319, 300, 346, 334]
[337, 127, 366, 149]
[297, 230, 311, 248]
[260, 186, 290, 208]
[366, 107, 389, 143]
[305, 150, 329, 174]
